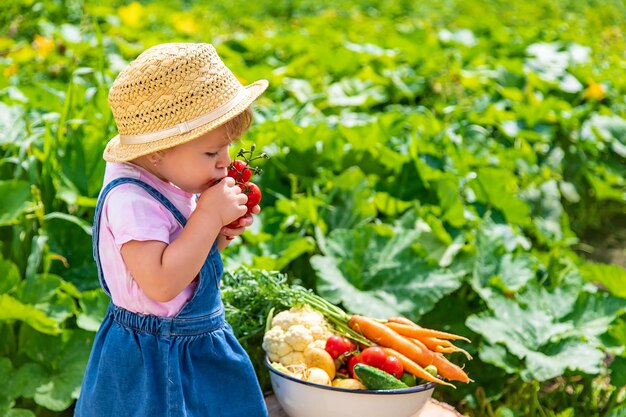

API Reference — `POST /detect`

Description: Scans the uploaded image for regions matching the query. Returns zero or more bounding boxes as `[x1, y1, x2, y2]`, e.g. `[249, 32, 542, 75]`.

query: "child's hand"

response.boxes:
[197, 177, 248, 226]
[219, 205, 260, 240]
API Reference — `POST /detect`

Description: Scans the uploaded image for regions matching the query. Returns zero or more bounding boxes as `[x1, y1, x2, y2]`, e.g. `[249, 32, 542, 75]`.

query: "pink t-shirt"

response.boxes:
[97, 162, 198, 317]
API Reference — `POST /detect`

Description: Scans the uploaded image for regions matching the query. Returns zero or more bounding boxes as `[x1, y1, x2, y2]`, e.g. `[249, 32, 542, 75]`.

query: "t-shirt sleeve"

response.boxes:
[103, 185, 179, 246]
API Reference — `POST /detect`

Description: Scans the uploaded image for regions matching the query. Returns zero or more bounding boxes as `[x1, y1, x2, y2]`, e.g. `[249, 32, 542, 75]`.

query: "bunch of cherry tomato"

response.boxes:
[226, 146, 267, 231]
[325, 335, 403, 379]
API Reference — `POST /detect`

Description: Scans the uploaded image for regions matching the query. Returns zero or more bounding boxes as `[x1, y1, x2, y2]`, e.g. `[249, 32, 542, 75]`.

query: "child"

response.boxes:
[74, 43, 269, 417]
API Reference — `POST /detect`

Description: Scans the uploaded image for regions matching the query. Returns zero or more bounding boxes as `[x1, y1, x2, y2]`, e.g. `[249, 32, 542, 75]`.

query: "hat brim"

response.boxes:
[103, 79, 269, 162]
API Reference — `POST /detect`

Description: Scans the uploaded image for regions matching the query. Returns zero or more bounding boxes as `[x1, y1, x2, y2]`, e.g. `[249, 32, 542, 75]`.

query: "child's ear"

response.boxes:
[147, 150, 167, 166]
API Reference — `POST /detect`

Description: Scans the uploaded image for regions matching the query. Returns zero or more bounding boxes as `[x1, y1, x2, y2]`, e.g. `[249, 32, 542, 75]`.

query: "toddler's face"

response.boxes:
[152, 126, 232, 194]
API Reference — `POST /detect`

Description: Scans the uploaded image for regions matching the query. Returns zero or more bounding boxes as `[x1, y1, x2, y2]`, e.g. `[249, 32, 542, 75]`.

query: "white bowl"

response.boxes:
[266, 357, 435, 417]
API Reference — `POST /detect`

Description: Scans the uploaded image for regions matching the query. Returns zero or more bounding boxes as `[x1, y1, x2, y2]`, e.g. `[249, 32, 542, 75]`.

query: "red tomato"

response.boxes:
[380, 355, 403, 379]
[243, 182, 262, 208]
[347, 354, 364, 378]
[226, 217, 242, 229]
[359, 347, 388, 370]
[227, 160, 252, 183]
[325, 335, 356, 359]
[336, 367, 350, 379]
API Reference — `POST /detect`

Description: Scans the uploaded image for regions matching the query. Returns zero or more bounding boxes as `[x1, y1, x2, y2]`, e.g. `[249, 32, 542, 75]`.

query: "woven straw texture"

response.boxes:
[104, 43, 268, 162]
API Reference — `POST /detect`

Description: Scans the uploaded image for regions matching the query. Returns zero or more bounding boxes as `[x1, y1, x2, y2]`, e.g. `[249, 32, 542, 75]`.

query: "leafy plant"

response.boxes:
[1, 0, 626, 416]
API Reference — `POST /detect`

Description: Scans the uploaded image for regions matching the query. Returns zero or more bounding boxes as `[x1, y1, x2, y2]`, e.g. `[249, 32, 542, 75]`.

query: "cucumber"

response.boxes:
[400, 372, 417, 387]
[353, 363, 409, 390]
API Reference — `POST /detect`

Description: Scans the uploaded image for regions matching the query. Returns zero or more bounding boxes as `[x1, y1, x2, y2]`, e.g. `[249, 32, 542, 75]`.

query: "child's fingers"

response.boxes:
[236, 193, 248, 206]
[237, 213, 254, 227]
[221, 225, 245, 238]
[222, 176, 236, 187]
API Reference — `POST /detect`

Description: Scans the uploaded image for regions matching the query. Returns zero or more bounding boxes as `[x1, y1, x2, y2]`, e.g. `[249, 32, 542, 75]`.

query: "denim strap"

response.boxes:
[92, 177, 187, 296]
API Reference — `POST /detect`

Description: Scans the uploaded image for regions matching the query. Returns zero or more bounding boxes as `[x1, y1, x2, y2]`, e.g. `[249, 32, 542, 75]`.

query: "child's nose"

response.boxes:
[218, 150, 231, 168]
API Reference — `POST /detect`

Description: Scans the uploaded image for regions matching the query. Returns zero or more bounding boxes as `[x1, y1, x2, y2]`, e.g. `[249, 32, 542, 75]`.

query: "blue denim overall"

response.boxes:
[75, 178, 268, 417]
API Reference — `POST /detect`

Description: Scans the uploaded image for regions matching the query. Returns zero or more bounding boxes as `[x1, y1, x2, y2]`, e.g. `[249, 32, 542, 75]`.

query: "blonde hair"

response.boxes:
[223, 107, 253, 142]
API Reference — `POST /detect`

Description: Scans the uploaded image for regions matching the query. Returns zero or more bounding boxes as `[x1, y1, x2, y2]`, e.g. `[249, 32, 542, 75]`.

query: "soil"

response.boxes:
[575, 212, 626, 268]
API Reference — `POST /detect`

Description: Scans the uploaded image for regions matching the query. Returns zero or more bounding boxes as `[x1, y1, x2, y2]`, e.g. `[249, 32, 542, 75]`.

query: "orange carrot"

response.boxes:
[434, 345, 473, 360]
[388, 316, 421, 327]
[381, 348, 455, 388]
[420, 336, 454, 351]
[386, 321, 471, 343]
[430, 352, 473, 383]
[348, 315, 472, 383]
[405, 337, 472, 382]
[349, 315, 433, 363]
[418, 337, 473, 360]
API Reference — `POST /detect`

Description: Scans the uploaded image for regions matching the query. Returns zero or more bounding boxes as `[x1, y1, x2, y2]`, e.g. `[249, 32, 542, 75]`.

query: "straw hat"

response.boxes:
[104, 43, 268, 162]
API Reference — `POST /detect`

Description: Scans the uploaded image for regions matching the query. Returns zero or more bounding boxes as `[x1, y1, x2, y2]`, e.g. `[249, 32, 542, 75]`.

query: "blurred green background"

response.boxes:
[1, 0, 625, 416]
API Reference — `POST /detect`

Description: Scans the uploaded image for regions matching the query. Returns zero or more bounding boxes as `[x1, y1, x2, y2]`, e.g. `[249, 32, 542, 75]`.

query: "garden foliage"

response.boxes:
[1, 0, 625, 415]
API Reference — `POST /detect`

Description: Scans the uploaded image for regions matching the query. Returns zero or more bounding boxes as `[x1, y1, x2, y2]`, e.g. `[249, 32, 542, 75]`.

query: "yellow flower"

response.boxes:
[119, 2, 144, 28]
[33, 34, 55, 58]
[173, 13, 198, 35]
[3, 63, 17, 77]
[583, 80, 605, 101]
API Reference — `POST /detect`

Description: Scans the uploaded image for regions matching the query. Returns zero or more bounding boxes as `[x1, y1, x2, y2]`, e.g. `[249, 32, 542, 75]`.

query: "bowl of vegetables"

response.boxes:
[266, 355, 436, 417]
[262, 297, 472, 417]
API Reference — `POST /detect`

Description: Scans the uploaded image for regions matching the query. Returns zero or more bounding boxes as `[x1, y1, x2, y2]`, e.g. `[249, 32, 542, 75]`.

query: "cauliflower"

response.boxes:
[280, 351, 306, 366]
[262, 326, 292, 363]
[262, 306, 333, 366]
[284, 324, 314, 351]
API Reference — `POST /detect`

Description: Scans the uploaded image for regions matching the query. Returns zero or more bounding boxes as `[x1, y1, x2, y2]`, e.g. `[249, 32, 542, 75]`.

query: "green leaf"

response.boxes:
[471, 224, 539, 305]
[0, 322, 16, 357]
[76, 289, 109, 332]
[610, 355, 626, 388]
[44, 212, 93, 236]
[45, 212, 98, 291]
[581, 114, 626, 157]
[554, 408, 575, 417]
[524, 180, 566, 241]
[490, 253, 537, 293]
[282, 77, 315, 103]
[0, 358, 17, 410]
[0, 294, 61, 335]
[0, 180, 32, 226]
[321, 167, 377, 231]
[311, 225, 466, 319]
[0, 259, 21, 294]
[25, 235, 47, 282]
[0, 102, 27, 145]
[13, 362, 48, 399]
[434, 177, 466, 228]
[467, 295, 568, 357]
[580, 263, 626, 299]
[5, 409, 37, 417]
[16, 273, 63, 304]
[326, 78, 388, 108]
[478, 342, 522, 374]
[467, 285, 619, 381]
[608, 317, 626, 351]
[521, 339, 604, 381]
[19, 327, 93, 411]
[232, 234, 316, 272]
[606, 406, 626, 417]
[585, 171, 625, 202]
[262, 236, 315, 271]
[274, 196, 325, 231]
[515, 269, 582, 320]
[472, 167, 531, 225]
[374, 192, 412, 217]
[562, 290, 626, 346]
